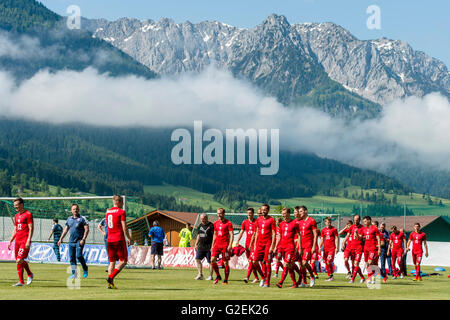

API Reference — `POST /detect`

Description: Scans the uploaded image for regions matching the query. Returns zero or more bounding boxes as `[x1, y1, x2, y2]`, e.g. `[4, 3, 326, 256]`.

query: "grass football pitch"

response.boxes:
[0, 263, 449, 300]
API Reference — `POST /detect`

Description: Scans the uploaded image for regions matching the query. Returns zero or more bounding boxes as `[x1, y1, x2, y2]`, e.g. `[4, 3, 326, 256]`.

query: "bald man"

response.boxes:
[194, 214, 214, 280]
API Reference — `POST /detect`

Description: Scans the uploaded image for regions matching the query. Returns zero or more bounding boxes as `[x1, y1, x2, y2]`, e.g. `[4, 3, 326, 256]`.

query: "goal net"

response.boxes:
[193, 212, 341, 246]
[0, 196, 144, 244]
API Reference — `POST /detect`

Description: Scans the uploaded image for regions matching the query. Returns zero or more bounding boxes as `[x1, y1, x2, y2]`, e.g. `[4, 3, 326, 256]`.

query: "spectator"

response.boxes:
[194, 214, 214, 280]
[378, 222, 393, 276]
[149, 220, 165, 269]
[179, 223, 192, 247]
[97, 217, 109, 270]
[48, 219, 63, 262]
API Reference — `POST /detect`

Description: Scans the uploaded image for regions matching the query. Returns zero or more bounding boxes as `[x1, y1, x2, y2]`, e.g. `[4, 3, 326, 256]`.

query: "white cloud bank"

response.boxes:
[0, 66, 449, 172]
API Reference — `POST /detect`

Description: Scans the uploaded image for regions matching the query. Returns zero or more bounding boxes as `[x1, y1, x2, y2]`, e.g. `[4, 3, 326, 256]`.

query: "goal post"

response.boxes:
[0, 196, 143, 244]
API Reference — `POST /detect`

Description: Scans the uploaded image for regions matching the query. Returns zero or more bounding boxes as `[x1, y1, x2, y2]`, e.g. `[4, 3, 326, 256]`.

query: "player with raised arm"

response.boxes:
[210, 208, 234, 285]
[339, 220, 353, 278]
[406, 223, 428, 281]
[236, 208, 262, 283]
[8, 198, 34, 286]
[275, 208, 301, 289]
[388, 226, 407, 279]
[356, 216, 382, 284]
[320, 217, 339, 281]
[296, 206, 318, 288]
[252, 204, 276, 287]
[105, 195, 132, 289]
[346, 215, 365, 283]
[274, 217, 283, 278]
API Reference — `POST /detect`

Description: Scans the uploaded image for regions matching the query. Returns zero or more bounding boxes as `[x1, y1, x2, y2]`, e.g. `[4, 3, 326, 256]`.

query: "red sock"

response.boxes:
[265, 262, 271, 285]
[345, 260, 350, 273]
[261, 263, 267, 279]
[110, 268, 120, 279]
[302, 266, 307, 284]
[246, 262, 253, 279]
[211, 262, 220, 277]
[288, 268, 296, 285]
[351, 266, 357, 281]
[22, 261, 32, 276]
[326, 264, 331, 277]
[306, 262, 315, 278]
[279, 267, 288, 285]
[358, 266, 365, 279]
[224, 265, 230, 281]
[254, 262, 264, 279]
[252, 266, 259, 280]
[17, 263, 24, 284]
[276, 261, 282, 274]
[310, 262, 316, 274]
[416, 265, 420, 277]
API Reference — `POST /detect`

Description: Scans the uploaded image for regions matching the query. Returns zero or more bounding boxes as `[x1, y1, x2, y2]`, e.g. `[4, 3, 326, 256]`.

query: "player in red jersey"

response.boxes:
[236, 208, 262, 283]
[319, 217, 339, 281]
[211, 208, 234, 285]
[356, 216, 382, 284]
[406, 223, 428, 281]
[388, 226, 407, 279]
[106, 195, 132, 289]
[251, 204, 276, 287]
[310, 231, 321, 279]
[296, 206, 318, 288]
[339, 220, 353, 278]
[274, 217, 283, 278]
[372, 220, 387, 280]
[8, 198, 34, 286]
[275, 208, 301, 288]
[345, 214, 366, 283]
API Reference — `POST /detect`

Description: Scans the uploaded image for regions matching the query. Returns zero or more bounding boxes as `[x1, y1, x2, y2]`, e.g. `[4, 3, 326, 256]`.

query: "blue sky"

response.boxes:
[41, 0, 450, 66]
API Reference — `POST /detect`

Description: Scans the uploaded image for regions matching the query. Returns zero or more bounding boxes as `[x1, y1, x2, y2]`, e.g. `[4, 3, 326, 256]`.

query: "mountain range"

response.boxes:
[0, 1, 449, 201]
[84, 14, 449, 109]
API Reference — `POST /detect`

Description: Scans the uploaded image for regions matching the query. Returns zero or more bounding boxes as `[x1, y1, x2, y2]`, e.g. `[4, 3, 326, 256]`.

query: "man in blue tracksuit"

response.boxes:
[48, 219, 63, 261]
[58, 204, 89, 279]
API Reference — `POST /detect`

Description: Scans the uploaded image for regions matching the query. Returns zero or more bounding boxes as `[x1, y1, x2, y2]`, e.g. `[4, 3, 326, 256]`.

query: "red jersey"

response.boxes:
[409, 231, 426, 253]
[348, 224, 364, 250]
[255, 216, 276, 245]
[362, 225, 379, 251]
[106, 207, 126, 242]
[241, 218, 257, 247]
[298, 216, 317, 249]
[321, 226, 338, 251]
[390, 232, 405, 251]
[214, 219, 233, 247]
[279, 220, 300, 249]
[14, 210, 33, 242]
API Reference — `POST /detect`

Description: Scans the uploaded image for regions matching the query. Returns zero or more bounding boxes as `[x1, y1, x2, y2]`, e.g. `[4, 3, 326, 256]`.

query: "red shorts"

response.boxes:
[107, 240, 128, 262]
[280, 247, 296, 264]
[14, 240, 30, 260]
[301, 247, 313, 262]
[391, 249, 403, 260]
[211, 245, 230, 261]
[364, 249, 378, 263]
[351, 248, 363, 263]
[412, 252, 423, 265]
[323, 249, 335, 263]
[252, 242, 273, 262]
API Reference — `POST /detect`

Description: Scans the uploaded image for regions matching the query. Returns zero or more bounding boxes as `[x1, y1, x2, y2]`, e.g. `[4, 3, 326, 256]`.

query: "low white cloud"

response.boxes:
[0, 66, 449, 173]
